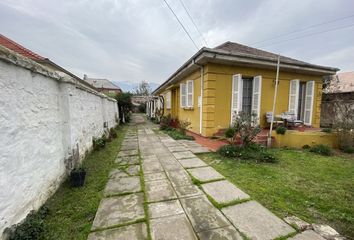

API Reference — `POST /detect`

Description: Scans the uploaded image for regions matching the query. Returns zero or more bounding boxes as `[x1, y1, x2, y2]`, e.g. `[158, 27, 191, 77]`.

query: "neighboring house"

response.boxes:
[84, 75, 122, 95]
[151, 41, 338, 139]
[321, 71, 354, 127]
[0, 34, 95, 91]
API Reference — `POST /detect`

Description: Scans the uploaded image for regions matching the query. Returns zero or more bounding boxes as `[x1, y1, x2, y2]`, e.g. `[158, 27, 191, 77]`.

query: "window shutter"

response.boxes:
[304, 81, 315, 126]
[180, 83, 187, 108]
[288, 79, 300, 119]
[251, 75, 262, 124]
[187, 80, 194, 107]
[230, 74, 242, 124]
[166, 91, 171, 109]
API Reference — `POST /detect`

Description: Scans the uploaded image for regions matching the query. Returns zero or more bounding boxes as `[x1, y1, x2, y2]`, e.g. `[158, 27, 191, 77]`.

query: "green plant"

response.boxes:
[109, 128, 118, 140]
[310, 144, 332, 156]
[231, 112, 261, 146]
[138, 103, 146, 113]
[302, 144, 311, 149]
[115, 92, 133, 123]
[225, 127, 236, 138]
[178, 120, 191, 135]
[93, 135, 107, 151]
[276, 126, 287, 135]
[5, 206, 49, 240]
[321, 128, 333, 133]
[341, 145, 354, 154]
[218, 144, 277, 163]
[163, 128, 194, 140]
[218, 144, 242, 158]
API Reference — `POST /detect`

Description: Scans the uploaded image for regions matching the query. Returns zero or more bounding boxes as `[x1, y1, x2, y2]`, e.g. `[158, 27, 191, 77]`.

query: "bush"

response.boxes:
[276, 126, 287, 135]
[93, 135, 107, 151]
[321, 128, 332, 133]
[225, 127, 236, 138]
[160, 114, 174, 130]
[310, 144, 332, 156]
[164, 128, 194, 140]
[218, 144, 242, 158]
[230, 112, 261, 146]
[178, 120, 191, 135]
[218, 144, 277, 163]
[138, 103, 146, 113]
[109, 128, 117, 139]
[4, 206, 49, 240]
[302, 144, 311, 149]
[341, 145, 354, 154]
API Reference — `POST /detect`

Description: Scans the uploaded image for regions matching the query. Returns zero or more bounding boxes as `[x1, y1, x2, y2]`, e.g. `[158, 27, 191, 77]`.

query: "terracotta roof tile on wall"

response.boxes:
[0, 34, 46, 61]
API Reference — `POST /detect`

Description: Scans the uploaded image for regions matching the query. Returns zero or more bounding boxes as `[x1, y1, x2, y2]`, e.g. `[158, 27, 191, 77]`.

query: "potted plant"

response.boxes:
[70, 167, 86, 187]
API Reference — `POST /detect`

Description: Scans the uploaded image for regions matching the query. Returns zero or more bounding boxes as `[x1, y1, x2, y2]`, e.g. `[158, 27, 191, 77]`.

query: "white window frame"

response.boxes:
[166, 91, 171, 109]
[186, 80, 194, 107]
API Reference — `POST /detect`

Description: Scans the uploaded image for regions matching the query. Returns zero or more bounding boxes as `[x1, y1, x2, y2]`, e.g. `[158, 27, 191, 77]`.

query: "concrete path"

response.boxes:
[88, 114, 320, 240]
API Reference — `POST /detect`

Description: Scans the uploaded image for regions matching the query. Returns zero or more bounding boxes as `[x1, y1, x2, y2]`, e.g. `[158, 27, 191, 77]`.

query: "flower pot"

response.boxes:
[70, 169, 86, 187]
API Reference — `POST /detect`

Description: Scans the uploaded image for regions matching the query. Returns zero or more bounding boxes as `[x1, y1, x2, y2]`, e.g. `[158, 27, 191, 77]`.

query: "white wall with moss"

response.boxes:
[0, 46, 119, 237]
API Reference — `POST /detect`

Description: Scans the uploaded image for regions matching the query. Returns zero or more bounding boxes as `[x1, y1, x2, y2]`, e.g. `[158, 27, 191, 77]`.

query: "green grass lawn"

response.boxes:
[198, 149, 354, 239]
[39, 126, 126, 240]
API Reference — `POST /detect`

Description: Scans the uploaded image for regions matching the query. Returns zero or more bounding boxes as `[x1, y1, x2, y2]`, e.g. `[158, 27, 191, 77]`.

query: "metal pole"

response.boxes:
[267, 55, 280, 147]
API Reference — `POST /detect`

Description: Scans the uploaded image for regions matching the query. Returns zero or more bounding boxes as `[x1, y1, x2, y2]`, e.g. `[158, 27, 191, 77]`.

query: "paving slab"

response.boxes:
[190, 147, 210, 154]
[142, 161, 164, 173]
[91, 193, 145, 230]
[150, 214, 197, 240]
[104, 176, 141, 196]
[161, 162, 184, 171]
[168, 146, 188, 152]
[87, 222, 147, 240]
[222, 200, 295, 240]
[117, 149, 139, 157]
[148, 199, 184, 219]
[187, 167, 224, 182]
[126, 165, 140, 175]
[197, 226, 243, 240]
[180, 195, 230, 233]
[115, 155, 140, 165]
[172, 151, 196, 159]
[202, 180, 250, 204]
[145, 179, 177, 202]
[284, 216, 311, 231]
[288, 230, 326, 240]
[144, 172, 167, 182]
[174, 184, 204, 198]
[109, 168, 129, 179]
[179, 158, 208, 168]
[166, 170, 193, 187]
[120, 144, 138, 151]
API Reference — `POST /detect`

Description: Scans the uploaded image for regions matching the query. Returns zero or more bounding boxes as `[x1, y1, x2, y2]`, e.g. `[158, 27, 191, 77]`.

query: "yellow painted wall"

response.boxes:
[160, 70, 202, 134]
[203, 63, 323, 136]
[273, 131, 339, 148]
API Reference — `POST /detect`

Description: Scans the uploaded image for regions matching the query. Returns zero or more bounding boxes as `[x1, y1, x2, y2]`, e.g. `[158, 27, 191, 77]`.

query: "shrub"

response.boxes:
[276, 126, 287, 135]
[321, 128, 332, 133]
[4, 206, 49, 240]
[302, 144, 311, 149]
[231, 112, 261, 146]
[218, 144, 277, 163]
[218, 144, 242, 158]
[138, 103, 146, 113]
[160, 114, 174, 130]
[341, 145, 354, 154]
[178, 120, 191, 135]
[109, 128, 117, 139]
[164, 128, 194, 140]
[225, 127, 236, 138]
[93, 135, 107, 151]
[310, 144, 332, 156]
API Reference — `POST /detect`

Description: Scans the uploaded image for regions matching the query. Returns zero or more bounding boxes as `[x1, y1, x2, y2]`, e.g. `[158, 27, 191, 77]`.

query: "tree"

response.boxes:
[134, 80, 151, 96]
[115, 92, 132, 123]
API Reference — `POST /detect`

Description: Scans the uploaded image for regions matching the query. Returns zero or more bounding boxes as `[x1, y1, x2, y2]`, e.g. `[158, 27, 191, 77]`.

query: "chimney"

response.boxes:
[83, 74, 88, 80]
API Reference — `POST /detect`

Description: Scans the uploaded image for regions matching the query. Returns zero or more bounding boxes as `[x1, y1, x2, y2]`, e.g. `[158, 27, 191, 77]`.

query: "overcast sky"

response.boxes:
[1, 0, 353, 87]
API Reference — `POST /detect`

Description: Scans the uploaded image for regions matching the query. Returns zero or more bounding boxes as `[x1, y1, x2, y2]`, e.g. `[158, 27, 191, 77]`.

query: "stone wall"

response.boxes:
[0, 46, 119, 237]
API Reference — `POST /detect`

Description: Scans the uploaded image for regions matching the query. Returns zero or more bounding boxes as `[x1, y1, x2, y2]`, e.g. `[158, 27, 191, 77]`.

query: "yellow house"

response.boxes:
[152, 42, 338, 145]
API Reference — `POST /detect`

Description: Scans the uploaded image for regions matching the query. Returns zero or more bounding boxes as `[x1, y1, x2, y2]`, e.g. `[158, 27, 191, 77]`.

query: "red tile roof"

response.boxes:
[0, 34, 47, 61]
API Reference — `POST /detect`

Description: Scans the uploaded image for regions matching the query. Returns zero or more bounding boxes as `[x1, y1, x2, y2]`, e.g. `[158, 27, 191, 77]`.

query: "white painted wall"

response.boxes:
[0, 47, 119, 237]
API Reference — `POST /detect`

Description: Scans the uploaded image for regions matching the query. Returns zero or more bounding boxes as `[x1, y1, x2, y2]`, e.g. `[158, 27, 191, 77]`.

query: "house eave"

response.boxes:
[153, 49, 339, 95]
